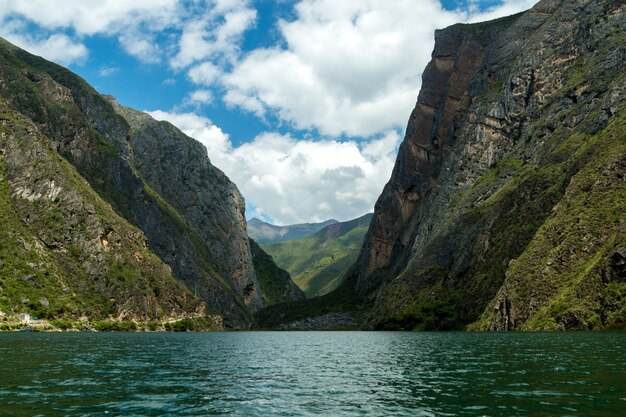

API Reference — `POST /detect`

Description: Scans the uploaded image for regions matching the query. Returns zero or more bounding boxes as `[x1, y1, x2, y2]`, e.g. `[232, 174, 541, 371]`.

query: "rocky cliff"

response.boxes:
[352, 0, 626, 330]
[0, 38, 301, 327]
[0, 97, 206, 323]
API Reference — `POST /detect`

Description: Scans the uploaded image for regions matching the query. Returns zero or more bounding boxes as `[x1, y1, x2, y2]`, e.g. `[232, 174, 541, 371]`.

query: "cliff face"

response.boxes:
[0, 98, 206, 322]
[0, 38, 303, 327]
[353, 0, 626, 330]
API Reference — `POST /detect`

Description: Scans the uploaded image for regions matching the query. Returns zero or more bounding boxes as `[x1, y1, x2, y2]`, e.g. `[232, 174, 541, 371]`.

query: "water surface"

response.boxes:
[0, 332, 624, 416]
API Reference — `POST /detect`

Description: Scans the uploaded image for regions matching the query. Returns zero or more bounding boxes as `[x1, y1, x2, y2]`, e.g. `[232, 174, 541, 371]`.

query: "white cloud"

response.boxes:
[147, 110, 401, 224]
[0, 0, 256, 66]
[189, 62, 221, 85]
[98, 66, 120, 77]
[0, 0, 541, 224]
[2, 32, 88, 65]
[223, 0, 539, 137]
[170, 3, 256, 70]
[0, 0, 179, 35]
[187, 89, 215, 105]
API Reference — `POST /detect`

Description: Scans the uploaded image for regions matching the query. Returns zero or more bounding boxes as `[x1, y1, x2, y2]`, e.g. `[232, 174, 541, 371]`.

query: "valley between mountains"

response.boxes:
[1, 0, 625, 331]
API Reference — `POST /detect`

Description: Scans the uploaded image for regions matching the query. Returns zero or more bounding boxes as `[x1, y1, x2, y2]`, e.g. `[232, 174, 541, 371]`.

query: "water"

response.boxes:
[0, 332, 624, 416]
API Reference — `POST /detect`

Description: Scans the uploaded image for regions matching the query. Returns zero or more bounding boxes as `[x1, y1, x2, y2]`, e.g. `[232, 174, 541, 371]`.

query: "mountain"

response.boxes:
[247, 217, 338, 244]
[0, 37, 301, 328]
[347, 0, 626, 330]
[249, 239, 305, 305]
[261, 214, 373, 298]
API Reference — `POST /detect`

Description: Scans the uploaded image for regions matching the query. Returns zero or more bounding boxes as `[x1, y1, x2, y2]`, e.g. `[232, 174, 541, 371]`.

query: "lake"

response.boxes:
[0, 332, 624, 416]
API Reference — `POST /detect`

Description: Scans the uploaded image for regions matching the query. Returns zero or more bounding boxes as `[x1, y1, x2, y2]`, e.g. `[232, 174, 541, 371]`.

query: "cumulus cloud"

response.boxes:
[0, 0, 256, 66]
[170, 3, 256, 70]
[151, 1, 539, 223]
[221, 0, 539, 137]
[147, 110, 401, 224]
[0, 0, 541, 224]
[1, 32, 88, 65]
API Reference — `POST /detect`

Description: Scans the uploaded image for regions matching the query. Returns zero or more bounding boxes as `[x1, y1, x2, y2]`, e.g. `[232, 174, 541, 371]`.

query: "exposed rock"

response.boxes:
[0, 37, 275, 327]
[349, 0, 626, 330]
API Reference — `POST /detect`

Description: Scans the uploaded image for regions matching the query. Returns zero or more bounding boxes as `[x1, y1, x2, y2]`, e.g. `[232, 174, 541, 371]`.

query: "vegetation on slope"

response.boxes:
[261, 214, 373, 298]
[473, 108, 626, 330]
[0, 100, 205, 323]
[363, 1, 626, 331]
[249, 239, 304, 306]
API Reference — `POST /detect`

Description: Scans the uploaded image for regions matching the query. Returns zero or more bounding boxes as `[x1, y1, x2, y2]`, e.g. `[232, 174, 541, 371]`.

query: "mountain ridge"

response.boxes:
[262, 213, 373, 298]
[349, 0, 626, 330]
[0, 37, 302, 328]
[247, 217, 339, 244]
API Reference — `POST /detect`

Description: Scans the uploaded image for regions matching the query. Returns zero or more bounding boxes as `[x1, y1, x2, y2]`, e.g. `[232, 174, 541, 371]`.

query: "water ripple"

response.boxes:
[0, 332, 624, 416]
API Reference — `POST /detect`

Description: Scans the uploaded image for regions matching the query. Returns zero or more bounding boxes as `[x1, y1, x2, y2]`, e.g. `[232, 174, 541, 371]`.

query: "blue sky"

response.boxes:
[0, 0, 538, 225]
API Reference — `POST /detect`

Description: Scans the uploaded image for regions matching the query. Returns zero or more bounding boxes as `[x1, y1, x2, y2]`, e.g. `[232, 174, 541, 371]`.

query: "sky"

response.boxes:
[0, 0, 538, 225]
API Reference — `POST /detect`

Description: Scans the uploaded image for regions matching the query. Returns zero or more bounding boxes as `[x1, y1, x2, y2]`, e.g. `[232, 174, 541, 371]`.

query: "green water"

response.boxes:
[0, 332, 624, 416]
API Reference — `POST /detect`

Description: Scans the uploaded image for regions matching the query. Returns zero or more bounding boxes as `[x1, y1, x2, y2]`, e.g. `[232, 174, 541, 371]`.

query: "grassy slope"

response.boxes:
[472, 108, 626, 330]
[249, 239, 304, 306]
[0, 40, 211, 323]
[0, 103, 205, 322]
[261, 214, 372, 298]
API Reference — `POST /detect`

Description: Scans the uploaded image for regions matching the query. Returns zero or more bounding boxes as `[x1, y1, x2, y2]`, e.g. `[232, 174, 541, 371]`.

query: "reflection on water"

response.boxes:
[0, 332, 624, 416]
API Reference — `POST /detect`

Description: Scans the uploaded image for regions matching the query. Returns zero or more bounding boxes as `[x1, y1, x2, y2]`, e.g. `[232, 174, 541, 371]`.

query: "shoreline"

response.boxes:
[0, 315, 223, 332]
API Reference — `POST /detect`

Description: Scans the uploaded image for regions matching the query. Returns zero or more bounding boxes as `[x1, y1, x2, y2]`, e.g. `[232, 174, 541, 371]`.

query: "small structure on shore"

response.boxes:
[18, 313, 31, 323]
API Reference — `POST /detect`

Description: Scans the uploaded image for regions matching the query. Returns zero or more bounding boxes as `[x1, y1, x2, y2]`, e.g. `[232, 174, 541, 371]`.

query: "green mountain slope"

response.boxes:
[248, 218, 338, 244]
[261, 214, 372, 298]
[0, 98, 206, 324]
[0, 36, 302, 328]
[249, 239, 305, 305]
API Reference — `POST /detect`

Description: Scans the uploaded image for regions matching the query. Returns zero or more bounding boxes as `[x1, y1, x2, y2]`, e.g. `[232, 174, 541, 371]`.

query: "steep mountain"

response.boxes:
[0, 37, 301, 328]
[247, 217, 338, 244]
[0, 96, 205, 325]
[249, 239, 305, 305]
[348, 0, 626, 330]
[262, 214, 373, 298]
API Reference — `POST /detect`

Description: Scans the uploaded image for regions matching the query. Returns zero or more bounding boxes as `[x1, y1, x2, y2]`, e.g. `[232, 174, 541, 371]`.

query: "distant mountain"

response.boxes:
[247, 218, 338, 244]
[261, 214, 373, 298]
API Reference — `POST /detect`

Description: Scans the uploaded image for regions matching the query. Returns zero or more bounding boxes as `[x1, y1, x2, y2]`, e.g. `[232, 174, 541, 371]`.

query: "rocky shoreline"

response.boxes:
[0, 315, 223, 332]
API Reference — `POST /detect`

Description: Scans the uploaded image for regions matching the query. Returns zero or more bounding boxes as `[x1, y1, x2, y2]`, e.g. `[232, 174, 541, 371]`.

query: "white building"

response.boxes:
[18, 313, 31, 323]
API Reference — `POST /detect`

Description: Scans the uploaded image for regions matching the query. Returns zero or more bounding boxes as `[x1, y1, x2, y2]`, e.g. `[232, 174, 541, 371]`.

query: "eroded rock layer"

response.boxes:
[352, 0, 626, 330]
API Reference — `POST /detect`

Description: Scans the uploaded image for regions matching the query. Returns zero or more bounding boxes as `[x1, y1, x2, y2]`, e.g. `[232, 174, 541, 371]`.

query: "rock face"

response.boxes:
[352, 0, 626, 330]
[0, 99, 205, 322]
[0, 37, 301, 327]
